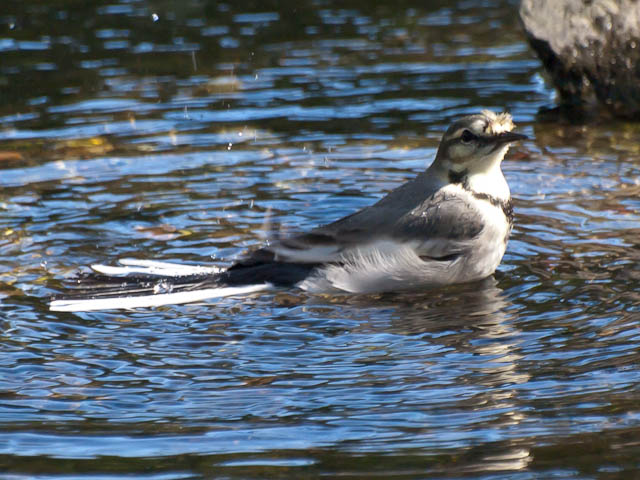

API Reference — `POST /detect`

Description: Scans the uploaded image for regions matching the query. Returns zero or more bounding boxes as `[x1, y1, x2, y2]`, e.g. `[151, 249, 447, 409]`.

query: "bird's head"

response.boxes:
[433, 110, 527, 178]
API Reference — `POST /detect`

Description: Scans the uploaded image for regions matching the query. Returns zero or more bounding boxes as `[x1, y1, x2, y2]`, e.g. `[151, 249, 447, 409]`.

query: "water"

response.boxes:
[2, 0, 640, 478]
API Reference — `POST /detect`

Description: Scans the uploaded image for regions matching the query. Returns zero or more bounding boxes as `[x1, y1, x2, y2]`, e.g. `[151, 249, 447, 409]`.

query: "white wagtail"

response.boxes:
[50, 110, 527, 311]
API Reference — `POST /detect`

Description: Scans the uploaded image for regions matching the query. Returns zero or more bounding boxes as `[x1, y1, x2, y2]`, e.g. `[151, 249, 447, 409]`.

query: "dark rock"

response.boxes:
[520, 0, 640, 119]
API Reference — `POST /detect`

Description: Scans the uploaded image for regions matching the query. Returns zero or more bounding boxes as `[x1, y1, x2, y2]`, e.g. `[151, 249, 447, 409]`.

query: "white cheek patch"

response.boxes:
[449, 143, 473, 163]
[481, 110, 515, 134]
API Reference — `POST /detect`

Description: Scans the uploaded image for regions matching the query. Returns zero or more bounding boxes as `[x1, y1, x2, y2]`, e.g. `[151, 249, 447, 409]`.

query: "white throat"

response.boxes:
[466, 146, 510, 200]
[467, 161, 509, 200]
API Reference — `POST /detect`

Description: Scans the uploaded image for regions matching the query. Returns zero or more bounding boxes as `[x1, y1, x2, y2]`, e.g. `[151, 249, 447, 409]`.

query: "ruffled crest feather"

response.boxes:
[480, 110, 515, 134]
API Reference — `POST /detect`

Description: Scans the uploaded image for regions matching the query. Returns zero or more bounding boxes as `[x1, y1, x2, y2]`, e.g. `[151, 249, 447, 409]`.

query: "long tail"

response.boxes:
[49, 259, 271, 312]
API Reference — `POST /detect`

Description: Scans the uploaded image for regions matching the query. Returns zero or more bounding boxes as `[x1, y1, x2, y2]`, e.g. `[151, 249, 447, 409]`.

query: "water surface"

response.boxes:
[1, 0, 640, 478]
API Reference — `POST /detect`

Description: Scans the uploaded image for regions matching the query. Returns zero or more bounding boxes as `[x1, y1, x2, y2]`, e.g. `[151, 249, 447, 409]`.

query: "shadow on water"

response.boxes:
[1, 0, 640, 478]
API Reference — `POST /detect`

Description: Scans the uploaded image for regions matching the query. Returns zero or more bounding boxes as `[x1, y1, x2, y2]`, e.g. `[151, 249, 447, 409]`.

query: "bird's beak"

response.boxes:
[494, 131, 528, 144]
[487, 131, 527, 152]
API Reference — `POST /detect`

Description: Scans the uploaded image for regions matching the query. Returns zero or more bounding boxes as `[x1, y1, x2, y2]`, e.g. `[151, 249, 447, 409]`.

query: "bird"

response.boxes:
[49, 110, 527, 312]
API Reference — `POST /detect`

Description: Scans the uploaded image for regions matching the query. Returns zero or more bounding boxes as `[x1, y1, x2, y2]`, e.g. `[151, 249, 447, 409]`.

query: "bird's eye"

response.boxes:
[461, 130, 475, 143]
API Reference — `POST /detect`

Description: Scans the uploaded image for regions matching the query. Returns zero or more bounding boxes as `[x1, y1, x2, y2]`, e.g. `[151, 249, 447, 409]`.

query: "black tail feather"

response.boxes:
[52, 261, 319, 301]
[52, 271, 217, 301]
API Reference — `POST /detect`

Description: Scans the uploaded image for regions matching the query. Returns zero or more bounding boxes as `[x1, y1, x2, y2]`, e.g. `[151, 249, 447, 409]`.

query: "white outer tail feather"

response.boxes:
[91, 258, 222, 276]
[49, 284, 270, 312]
[49, 258, 269, 312]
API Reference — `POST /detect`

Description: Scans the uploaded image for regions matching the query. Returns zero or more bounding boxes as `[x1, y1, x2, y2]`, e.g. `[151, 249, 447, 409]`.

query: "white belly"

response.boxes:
[299, 190, 511, 294]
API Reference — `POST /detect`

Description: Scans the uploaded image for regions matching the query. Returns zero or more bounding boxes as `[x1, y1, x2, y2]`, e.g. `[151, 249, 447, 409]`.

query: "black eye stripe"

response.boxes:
[461, 129, 476, 142]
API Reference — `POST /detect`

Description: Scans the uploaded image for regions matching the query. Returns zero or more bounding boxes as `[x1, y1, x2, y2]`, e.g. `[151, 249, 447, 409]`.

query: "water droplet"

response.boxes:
[9, 23, 15, 30]
[238, 131, 243, 136]
[151, 13, 159, 22]
[153, 281, 173, 294]
[227, 142, 233, 150]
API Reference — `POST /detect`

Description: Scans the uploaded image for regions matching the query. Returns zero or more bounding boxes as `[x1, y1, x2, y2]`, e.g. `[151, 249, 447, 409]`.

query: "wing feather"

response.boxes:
[256, 187, 485, 264]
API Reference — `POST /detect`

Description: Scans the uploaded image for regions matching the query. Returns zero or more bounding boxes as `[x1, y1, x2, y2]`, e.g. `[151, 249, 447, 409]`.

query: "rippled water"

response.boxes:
[2, 0, 640, 478]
